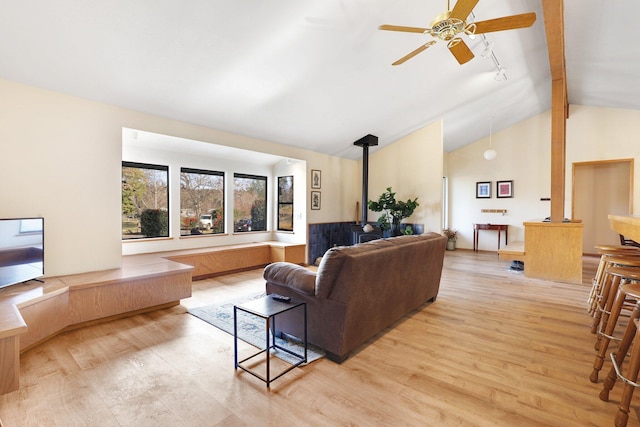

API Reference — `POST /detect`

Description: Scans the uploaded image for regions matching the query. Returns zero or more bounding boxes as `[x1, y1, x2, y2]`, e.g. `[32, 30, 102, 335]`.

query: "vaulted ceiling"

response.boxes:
[0, 1, 638, 159]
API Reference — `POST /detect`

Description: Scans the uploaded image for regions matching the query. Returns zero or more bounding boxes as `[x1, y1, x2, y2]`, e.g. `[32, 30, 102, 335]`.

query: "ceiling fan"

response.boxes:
[379, 0, 536, 65]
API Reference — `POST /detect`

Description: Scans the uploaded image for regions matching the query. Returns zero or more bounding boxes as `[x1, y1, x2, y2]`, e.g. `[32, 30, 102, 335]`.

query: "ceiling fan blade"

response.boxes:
[448, 39, 474, 64]
[391, 42, 435, 66]
[474, 12, 536, 34]
[379, 24, 429, 34]
[449, 0, 479, 21]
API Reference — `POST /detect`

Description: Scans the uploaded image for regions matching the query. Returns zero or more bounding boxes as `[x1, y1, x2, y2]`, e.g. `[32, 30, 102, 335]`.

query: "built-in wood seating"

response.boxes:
[0, 241, 305, 395]
[162, 241, 305, 280]
[0, 255, 194, 396]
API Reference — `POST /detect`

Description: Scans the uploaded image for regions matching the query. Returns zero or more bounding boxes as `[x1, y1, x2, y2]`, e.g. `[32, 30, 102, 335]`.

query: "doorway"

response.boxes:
[572, 159, 634, 255]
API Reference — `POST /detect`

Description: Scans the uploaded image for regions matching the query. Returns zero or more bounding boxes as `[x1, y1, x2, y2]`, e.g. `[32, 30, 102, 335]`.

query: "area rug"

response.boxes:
[188, 294, 325, 364]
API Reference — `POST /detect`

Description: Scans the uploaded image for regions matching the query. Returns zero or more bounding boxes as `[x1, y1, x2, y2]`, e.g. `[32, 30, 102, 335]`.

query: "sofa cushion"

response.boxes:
[315, 238, 399, 298]
[263, 262, 316, 295]
[315, 247, 346, 298]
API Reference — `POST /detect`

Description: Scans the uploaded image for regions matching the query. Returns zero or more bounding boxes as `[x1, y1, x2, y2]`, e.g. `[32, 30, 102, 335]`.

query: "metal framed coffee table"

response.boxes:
[233, 295, 307, 387]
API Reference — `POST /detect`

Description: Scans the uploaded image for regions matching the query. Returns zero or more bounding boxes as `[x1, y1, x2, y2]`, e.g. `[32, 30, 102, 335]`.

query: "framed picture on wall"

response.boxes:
[311, 191, 321, 210]
[476, 181, 491, 198]
[311, 169, 321, 189]
[497, 180, 513, 198]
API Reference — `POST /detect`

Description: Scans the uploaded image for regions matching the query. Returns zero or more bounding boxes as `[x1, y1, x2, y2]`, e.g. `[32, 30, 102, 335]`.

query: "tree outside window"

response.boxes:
[122, 162, 169, 239]
[233, 173, 267, 232]
[180, 168, 225, 236]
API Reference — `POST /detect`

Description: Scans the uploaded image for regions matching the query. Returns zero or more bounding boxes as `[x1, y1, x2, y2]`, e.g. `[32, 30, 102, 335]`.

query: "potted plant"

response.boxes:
[442, 228, 458, 250]
[368, 187, 419, 237]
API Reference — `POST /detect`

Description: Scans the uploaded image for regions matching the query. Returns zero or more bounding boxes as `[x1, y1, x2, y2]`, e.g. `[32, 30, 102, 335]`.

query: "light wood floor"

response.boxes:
[0, 250, 638, 426]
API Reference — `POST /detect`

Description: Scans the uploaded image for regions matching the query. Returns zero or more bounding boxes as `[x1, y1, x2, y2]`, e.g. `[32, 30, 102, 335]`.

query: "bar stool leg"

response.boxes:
[600, 301, 640, 401]
[615, 322, 640, 427]
[591, 282, 627, 383]
[593, 276, 624, 357]
[592, 271, 614, 335]
[589, 255, 610, 314]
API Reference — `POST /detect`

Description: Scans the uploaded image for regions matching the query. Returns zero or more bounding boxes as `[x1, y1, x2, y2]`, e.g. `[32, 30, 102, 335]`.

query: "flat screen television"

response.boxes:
[0, 217, 44, 289]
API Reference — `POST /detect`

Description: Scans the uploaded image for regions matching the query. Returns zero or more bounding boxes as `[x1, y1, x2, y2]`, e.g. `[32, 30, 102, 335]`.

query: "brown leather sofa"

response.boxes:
[263, 232, 447, 362]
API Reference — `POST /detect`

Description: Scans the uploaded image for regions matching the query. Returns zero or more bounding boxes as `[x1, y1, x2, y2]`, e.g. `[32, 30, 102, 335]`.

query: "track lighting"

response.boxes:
[470, 13, 508, 81]
[481, 41, 494, 58]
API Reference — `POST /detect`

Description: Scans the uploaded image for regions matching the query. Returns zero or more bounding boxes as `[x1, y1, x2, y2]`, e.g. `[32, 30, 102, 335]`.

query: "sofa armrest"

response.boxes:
[263, 262, 317, 296]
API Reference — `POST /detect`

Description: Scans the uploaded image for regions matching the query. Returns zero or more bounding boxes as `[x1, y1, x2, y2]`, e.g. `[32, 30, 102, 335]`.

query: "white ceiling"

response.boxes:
[1, 0, 638, 160]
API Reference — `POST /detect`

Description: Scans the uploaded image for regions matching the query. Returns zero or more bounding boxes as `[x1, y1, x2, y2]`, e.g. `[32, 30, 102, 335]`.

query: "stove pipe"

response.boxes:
[354, 134, 378, 226]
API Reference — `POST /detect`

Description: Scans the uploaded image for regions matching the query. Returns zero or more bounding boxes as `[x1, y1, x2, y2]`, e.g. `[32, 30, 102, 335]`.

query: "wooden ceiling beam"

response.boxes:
[542, 0, 568, 222]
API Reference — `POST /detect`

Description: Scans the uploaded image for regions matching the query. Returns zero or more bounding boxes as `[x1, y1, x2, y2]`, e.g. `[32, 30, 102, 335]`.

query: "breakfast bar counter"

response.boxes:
[609, 214, 640, 243]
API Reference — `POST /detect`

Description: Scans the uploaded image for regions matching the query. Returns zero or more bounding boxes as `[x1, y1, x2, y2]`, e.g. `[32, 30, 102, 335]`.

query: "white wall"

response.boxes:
[566, 105, 640, 213]
[9, 73, 632, 275]
[368, 120, 444, 233]
[304, 155, 360, 224]
[272, 159, 307, 245]
[0, 78, 360, 276]
[447, 105, 640, 251]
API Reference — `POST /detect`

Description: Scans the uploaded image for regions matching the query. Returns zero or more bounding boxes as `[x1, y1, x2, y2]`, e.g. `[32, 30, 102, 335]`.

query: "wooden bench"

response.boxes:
[162, 241, 306, 280]
[0, 240, 306, 395]
[498, 241, 525, 262]
[0, 256, 193, 395]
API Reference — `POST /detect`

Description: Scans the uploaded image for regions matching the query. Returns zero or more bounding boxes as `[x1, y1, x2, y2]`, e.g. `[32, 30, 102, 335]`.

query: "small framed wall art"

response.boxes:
[311, 169, 321, 189]
[476, 181, 491, 198]
[497, 180, 513, 198]
[311, 191, 321, 210]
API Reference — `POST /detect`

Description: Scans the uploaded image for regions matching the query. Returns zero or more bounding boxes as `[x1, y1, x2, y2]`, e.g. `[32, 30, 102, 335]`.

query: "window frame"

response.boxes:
[233, 173, 268, 233]
[121, 161, 170, 240]
[277, 176, 294, 232]
[179, 167, 225, 236]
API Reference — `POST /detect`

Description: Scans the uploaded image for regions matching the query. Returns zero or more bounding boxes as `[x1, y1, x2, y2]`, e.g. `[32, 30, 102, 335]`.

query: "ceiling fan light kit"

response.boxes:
[430, 13, 466, 41]
[379, 0, 536, 66]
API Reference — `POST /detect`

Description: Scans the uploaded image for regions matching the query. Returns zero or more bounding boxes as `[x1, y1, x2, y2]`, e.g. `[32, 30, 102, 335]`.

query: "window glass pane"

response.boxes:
[278, 176, 294, 231]
[122, 162, 169, 239]
[180, 168, 225, 236]
[233, 174, 267, 232]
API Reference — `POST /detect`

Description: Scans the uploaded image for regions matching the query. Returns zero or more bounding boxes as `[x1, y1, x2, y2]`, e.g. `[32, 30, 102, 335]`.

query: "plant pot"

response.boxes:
[446, 239, 456, 251]
[389, 222, 401, 237]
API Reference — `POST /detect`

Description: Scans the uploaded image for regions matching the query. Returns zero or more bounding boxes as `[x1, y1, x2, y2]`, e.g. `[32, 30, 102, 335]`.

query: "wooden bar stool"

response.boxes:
[589, 245, 640, 315]
[591, 256, 640, 344]
[590, 267, 640, 383]
[590, 245, 640, 307]
[598, 285, 640, 427]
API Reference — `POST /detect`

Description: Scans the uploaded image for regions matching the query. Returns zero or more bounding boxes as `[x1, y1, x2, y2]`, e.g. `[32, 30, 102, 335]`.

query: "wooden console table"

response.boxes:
[473, 223, 508, 252]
